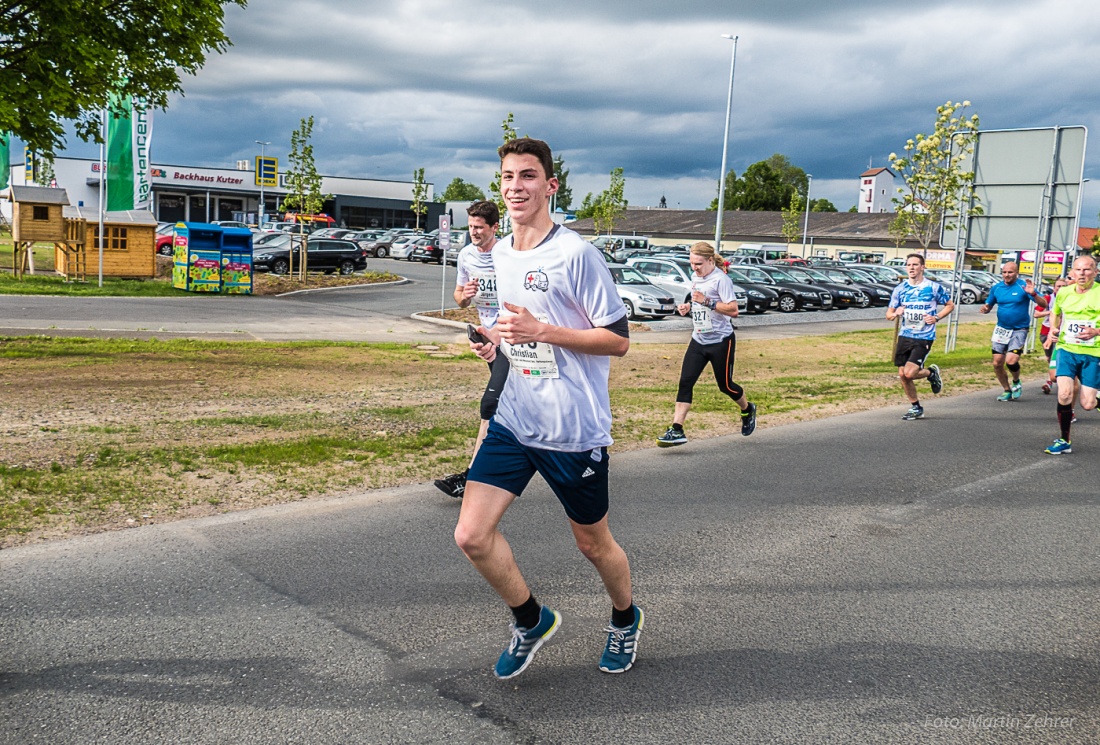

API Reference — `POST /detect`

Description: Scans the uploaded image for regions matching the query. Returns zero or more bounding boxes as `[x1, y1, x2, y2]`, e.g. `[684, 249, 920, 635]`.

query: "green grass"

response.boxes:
[0, 271, 185, 297]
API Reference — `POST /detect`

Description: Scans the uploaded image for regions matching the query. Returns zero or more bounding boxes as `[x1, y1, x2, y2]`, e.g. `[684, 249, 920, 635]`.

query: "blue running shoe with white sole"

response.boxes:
[494, 605, 561, 679]
[1044, 438, 1072, 455]
[599, 606, 644, 674]
[1010, 381, 1022, 400]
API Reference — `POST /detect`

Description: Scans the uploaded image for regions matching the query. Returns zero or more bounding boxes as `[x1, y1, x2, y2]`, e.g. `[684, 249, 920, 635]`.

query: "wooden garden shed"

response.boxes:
[4, 185, 70, 278]
[58, 206, 158, 279]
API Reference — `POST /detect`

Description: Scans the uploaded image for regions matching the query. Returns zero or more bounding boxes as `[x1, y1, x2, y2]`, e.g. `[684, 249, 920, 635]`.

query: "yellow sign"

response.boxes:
[255, 156, 278, 187]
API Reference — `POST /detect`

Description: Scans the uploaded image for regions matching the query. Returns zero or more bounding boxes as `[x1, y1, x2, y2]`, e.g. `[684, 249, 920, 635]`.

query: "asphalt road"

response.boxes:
[2, 386, 1097, 744]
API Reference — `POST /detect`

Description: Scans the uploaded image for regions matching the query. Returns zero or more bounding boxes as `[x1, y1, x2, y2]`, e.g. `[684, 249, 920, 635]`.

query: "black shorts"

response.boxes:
[893, 336, 934, 368]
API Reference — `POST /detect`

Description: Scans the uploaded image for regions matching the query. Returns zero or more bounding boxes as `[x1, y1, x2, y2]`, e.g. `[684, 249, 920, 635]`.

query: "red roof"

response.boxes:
[1079, 227, 1098, 249]
[861, 167, 895, 177]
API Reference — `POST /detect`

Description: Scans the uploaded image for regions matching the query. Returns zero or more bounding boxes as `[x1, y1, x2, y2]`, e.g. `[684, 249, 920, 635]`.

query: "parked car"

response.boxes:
[411, 236, 446, 264]
[608, 263, 677, 320]
[734, 265, 833, 312]
[772, 257, 811, 266]
[727, 255, 765, 266]
[724, 267, 781, 314]
[781, 265, 871, 308]
[389, 235, 422, 260]
[362, 230, 422, 258]
[266, 221, 312, 235]
[212, 220, 250, 230]
[155, 222, 175, 256]
[925, 270, 988, 304]
[310, 228, 355, 239]
[625, 256, 747, 310]
[732, 245, 790, 263]
[252, 232, 293, 251]
[253, 238, 368, 275]
[592, 235, 651, 262]
[806, 257, 847, 268]
[850, 263, 906, 284]
[817, 267, 894, 306]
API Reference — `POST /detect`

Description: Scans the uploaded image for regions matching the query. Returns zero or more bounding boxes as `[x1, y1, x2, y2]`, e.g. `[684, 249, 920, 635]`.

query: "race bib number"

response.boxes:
[501, 313, 559, 379]
[1062, 318, 1097, 347]
[991, 325, 1013, 345]
[691, 302, 713, 334]
[901, 308, 929, 330]
[471, 271, 498, 309]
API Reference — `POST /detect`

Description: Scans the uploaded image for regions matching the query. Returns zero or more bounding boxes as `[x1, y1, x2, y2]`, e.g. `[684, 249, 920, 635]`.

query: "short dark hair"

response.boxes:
[466, 200, 500, 226]
[905, 253, 925, 266]
[498, 137, 554, 180]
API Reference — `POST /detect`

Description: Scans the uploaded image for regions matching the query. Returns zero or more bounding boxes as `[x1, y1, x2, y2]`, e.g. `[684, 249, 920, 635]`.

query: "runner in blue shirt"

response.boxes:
[979, 261, 1046, 401]
[885, 254, 955, 420]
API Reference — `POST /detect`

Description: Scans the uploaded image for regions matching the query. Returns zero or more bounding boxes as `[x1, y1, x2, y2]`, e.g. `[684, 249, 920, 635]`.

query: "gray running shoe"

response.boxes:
[741, 402, 757, 436]
[656, 426, 687, 447]
[927, 364, 943, 394]
[902, 404, 925, 421]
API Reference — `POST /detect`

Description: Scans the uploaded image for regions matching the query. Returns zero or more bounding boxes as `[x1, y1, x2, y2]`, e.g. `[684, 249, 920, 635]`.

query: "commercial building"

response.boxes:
[2, 156, 446, 230]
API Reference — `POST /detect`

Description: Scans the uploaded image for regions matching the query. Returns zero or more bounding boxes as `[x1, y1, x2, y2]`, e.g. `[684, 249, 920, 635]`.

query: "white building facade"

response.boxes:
[3, 156, 439, 230]
[858, 167, 895, 214]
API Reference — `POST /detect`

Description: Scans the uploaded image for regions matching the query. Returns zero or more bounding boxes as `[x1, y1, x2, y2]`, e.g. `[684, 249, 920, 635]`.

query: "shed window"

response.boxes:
[91, 225, 129, 251]
[32, 205, 49, 220]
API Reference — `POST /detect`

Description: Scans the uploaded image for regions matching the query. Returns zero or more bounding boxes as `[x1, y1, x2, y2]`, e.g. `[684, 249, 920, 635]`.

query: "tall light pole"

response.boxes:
[801, 174, 813, 257]
[714, 33, 738, 252]
[255, 139, 270, 226]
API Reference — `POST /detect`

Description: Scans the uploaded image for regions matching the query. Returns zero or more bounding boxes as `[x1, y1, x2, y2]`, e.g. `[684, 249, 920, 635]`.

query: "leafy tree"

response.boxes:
[708, 169, 739, 210]
[435, 177, 485, 203]
[574, 191, 601, 220]
[0, 0, 246, 159]
[737, 161, 787, 211]
[488, 112, 517, 217]
[781, 193, 804, 245]
[763, 153, 808, 206]
[848, 205, 859, 213]
[552, 155, 572, 211]
[592, 167, 627, 235]
[889, 100, 981, 249]
[811, 198, 837, 212]
[410, 168, 428, 231]
[282, 116, 330, 216]
[888, 213, 911, 249]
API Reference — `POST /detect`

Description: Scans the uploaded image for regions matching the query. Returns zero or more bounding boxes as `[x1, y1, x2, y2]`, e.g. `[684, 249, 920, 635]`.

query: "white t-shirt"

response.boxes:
[492, 225, 626, 452]
[689, 268, 738, 344]
[456, 243, 499, 328]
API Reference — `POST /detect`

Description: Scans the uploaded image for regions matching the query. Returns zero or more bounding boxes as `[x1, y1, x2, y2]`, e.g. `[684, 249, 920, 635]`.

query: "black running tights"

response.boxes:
[676, 333, 744, 404]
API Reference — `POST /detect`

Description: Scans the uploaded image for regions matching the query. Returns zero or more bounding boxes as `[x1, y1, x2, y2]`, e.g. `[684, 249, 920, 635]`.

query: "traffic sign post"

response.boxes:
[439, 215, 451, 312]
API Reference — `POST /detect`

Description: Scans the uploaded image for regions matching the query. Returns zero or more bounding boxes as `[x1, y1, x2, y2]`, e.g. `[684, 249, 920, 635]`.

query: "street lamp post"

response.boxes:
[801, 174, 813, 257]
[255, 140, 271, 226]
[714, 34, 738, 252]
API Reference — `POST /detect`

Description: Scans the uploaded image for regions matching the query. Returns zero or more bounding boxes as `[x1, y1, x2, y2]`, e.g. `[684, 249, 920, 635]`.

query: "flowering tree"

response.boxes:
[890, 101, 981, 250]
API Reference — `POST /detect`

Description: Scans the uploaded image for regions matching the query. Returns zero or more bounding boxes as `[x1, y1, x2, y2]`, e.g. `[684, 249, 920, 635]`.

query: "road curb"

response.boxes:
[273, 276, 410, 298]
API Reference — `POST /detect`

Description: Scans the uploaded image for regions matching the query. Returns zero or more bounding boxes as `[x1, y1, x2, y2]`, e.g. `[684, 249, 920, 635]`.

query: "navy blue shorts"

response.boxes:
[467, 419, 610, 525]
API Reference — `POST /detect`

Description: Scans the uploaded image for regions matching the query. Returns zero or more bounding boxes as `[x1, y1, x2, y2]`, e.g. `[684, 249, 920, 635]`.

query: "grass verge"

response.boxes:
[0, 323, 1046, 546]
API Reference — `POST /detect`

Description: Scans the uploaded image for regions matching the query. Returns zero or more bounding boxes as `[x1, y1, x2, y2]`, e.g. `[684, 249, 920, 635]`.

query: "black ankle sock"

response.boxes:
[912, 400, 921, 408]
[510, 594, 541, 630]
[671, 423, 683, 432]
[611, 603, 636, 628]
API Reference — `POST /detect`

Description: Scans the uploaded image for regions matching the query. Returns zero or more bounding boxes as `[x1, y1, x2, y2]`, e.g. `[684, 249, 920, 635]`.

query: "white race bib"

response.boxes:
[902, 308, 928, 331]
[1062, 318, 1097, 347]
[691, 302, 713, 334]
[471, 271, 498, 310]
[991, 325, 1013, 345]
[501, 313, 559, 379]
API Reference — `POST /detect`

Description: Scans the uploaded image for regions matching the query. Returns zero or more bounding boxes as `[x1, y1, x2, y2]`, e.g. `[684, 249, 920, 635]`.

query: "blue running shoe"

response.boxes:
[1010, 381, 1022, 400]
[996, 391, 1012, 402]
[1044, 438, 1072, 455]
[927, 364, 943, 394]
[494, 605, 560, 679]
[599, 606, 644, 674]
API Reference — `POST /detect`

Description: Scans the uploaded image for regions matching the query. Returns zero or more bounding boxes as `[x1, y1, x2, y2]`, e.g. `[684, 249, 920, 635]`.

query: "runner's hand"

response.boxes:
[979, 304, 990, 314]
[461, 280, 478, 301]
[1024, 279, 1036, 294]
[498, 303, 544, 345]
[691, 290, 707, 304]
[677, 303, 690, 316]
[471, 325, 499, 361]
[1043, 332, 1057, 350]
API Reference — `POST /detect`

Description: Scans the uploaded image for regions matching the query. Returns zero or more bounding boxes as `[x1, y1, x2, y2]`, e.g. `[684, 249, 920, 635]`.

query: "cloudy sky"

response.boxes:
[49, 0, 1100, 225]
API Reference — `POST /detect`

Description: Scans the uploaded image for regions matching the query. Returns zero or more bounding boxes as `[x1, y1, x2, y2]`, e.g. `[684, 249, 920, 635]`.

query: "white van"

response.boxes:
[591, 235, 651, 261]
[732, 243, 790, 263]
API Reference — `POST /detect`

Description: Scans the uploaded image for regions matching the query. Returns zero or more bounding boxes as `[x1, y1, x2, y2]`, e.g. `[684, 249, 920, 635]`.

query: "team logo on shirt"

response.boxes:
[523, 269, 550, 292]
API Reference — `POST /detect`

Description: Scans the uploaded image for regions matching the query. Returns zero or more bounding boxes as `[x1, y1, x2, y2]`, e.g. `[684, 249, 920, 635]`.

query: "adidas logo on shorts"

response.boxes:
[582, 467, 595, 478]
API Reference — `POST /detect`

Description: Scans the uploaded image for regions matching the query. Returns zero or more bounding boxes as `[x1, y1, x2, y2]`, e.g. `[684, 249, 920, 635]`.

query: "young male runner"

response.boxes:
[656, 241, 756, 446]
[885, 254, 955, 420]
[454, 137, 642, 678]
[1041, 255, 1100, 454]
[978, 261, 1046, 400]
[434, 201, 507, 498]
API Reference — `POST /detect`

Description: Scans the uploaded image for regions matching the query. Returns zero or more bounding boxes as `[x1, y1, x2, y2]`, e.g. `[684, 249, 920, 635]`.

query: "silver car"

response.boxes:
[625, 256, 747, 310]
[607, 263, 678, 320]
